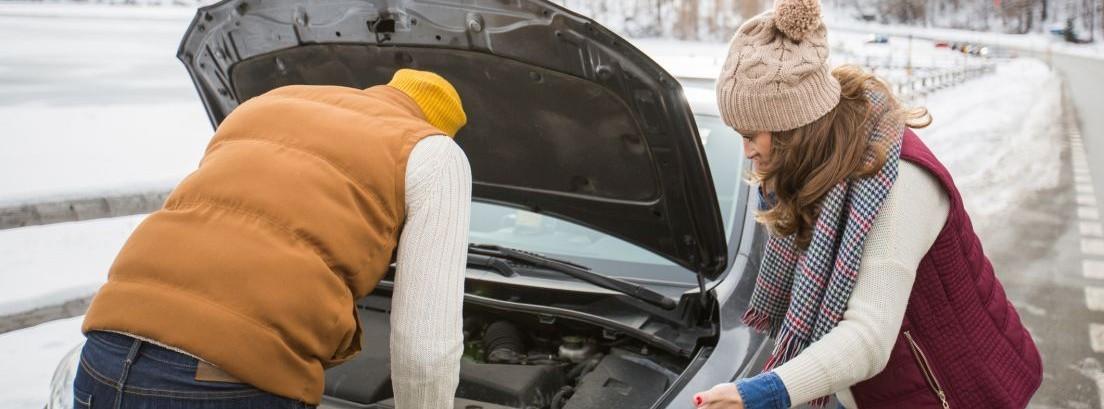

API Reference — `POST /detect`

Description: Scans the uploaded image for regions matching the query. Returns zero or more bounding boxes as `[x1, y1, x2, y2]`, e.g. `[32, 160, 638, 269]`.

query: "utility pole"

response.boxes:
[1090, 0, 1099, 41]
[907, 34, 913, 78]
[1091, 0, 1098, 42]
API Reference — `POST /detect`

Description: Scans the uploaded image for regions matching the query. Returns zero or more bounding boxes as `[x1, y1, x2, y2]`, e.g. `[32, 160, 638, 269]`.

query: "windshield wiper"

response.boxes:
[467, 243, 678, 310]
[467, 252, 520, 277]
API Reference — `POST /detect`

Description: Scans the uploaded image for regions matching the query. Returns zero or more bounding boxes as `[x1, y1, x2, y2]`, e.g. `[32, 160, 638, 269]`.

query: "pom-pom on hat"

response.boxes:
[715, 0, 840, 133]
[774, 0, 822, 41]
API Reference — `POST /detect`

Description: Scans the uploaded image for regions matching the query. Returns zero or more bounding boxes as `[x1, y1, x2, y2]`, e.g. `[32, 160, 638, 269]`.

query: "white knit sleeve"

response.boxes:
[772, 162, 950, 408]
[389, 135, 471, 409]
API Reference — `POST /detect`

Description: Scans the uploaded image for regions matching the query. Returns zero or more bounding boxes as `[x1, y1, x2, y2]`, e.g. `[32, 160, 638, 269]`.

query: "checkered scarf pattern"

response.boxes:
[743, 90, 904, 406]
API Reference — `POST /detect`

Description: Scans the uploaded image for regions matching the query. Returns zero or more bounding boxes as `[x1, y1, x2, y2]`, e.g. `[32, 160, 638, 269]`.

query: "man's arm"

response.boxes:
[390, 135, 471, 409]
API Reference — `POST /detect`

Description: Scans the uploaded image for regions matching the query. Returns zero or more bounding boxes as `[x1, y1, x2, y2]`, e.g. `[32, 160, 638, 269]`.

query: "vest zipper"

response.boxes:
[903, 331, 950, 409]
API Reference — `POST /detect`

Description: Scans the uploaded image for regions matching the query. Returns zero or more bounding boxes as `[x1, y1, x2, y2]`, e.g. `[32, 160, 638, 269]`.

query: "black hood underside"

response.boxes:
[179, 0, 727, 278]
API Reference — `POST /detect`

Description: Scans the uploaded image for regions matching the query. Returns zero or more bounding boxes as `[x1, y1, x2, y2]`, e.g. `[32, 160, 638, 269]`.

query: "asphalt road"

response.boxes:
[1000, 50, 1104, 408]
[1046, 52, 1104, 209]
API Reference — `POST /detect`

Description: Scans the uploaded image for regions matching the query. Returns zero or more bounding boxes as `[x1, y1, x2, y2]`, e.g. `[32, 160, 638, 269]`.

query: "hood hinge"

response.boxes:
[695, 270, 711, 308]
[685, 235, 711, 308]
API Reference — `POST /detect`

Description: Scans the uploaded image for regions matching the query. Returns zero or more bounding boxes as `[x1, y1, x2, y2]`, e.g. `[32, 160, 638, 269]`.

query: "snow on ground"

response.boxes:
[826, 13, 1104, 62]
[0, 215, 145, 316]
[634, 39, 728, 80]
[919, 58, 1064, 235]
[0, 316, 85, 409]
[0, 1, 196, 20]
[0, 103, 210, 206]
[0, 2, 209, 206]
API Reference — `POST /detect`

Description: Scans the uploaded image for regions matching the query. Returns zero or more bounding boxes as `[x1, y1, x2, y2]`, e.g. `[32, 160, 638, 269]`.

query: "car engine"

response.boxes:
[323, 297, 689, 409]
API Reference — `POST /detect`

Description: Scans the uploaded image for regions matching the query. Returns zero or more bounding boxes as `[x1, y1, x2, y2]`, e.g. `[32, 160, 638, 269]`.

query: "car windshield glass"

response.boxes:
[467, 114, 746, 281]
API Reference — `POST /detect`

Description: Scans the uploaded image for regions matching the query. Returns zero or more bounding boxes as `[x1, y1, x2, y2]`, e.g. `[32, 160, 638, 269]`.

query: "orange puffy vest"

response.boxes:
[83, 85, 443, 404]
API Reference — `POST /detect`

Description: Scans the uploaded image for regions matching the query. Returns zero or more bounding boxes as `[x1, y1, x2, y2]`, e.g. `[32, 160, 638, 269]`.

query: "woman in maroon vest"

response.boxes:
[692, 1, 1043, 408]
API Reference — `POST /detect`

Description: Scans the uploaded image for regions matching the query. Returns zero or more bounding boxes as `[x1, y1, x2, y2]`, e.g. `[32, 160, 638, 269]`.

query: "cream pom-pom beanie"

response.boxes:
[716, 0, 841, 132]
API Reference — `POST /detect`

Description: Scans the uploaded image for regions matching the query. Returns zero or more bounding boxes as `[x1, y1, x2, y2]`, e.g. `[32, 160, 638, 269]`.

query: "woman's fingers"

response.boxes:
[692, 382, 744, 408]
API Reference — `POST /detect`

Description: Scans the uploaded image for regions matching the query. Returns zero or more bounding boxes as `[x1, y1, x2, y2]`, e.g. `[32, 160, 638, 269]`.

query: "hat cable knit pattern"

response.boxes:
[716, 0, 841, 133]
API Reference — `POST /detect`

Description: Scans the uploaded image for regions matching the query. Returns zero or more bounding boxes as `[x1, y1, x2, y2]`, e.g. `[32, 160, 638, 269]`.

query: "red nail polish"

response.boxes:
[695, 396, 703, 406]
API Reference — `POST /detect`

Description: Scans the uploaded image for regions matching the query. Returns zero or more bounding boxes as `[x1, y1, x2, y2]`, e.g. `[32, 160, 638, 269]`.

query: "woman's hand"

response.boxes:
[693, 382, 746, 409]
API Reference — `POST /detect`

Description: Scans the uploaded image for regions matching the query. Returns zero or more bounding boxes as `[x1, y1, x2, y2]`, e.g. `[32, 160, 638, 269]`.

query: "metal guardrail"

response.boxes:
[891, 63, 998, 102]
[0, 190, 170, 230]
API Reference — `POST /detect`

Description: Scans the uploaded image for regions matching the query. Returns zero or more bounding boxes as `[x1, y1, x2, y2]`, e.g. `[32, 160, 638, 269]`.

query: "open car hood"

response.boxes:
[178, 0, 728, 278]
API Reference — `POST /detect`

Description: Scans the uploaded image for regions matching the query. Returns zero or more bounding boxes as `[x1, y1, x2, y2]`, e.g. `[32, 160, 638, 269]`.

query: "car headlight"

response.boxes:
[47, 342, 83, 409]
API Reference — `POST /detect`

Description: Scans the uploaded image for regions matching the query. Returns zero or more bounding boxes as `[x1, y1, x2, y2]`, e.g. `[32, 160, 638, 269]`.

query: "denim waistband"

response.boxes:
[86, 331, 199, 369]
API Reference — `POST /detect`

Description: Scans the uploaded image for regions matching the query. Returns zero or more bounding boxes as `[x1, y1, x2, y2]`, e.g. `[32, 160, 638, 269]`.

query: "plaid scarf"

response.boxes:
[743, 90, 905, 406]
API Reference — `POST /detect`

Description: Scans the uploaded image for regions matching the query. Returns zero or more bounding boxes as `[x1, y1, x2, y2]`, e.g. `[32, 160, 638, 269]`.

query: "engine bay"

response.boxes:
[322, 294, 693, 409]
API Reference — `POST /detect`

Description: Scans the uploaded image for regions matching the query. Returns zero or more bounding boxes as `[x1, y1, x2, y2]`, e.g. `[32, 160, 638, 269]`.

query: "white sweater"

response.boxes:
[390, 135, 471, 409]
[773, 162, 950, 408]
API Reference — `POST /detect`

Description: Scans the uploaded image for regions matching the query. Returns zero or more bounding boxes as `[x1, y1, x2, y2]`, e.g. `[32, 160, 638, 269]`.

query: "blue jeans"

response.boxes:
[74, 331, 312, 409]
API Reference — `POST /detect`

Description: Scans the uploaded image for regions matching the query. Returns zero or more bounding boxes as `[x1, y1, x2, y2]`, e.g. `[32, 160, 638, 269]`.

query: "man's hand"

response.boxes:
[693, 382, 746, 409]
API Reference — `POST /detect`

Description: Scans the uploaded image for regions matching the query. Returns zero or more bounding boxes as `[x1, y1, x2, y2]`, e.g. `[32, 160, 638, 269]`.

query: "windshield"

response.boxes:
[468, 114, 746, 281]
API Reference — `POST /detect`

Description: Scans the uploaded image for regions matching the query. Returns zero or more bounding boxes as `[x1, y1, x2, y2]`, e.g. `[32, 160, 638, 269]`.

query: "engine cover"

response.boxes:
[563, 349, 676, 409]
[372, 397, 514, 409]
[457, 361, 566, 408]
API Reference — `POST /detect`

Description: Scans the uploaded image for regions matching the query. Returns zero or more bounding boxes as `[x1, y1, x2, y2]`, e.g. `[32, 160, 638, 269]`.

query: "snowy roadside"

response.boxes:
[826, 14, 1104, 62]
[0, 3, 211, 207]
[918, 58, 1064, 237]
[0, 215, 144, 317]
[0, 103, 209, 207]
[0, 1, 196, 20]
[0, 316, 85, 409]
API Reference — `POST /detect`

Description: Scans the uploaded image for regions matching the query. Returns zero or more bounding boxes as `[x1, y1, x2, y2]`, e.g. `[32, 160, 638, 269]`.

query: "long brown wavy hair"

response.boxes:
[750, 65, 932, 249]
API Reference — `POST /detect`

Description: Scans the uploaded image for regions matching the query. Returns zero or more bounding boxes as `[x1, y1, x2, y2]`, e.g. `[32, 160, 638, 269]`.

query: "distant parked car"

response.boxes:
[1060, 18, 1089, 43]
[866, 34, 890, 44]
[934, 41, 950, 48]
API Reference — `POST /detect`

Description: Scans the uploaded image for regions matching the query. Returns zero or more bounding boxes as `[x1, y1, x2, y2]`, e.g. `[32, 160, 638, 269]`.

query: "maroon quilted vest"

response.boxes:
[849, 129, 1043, 408]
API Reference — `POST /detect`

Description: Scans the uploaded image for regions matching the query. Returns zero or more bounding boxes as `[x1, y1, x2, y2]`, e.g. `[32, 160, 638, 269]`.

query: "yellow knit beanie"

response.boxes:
[387, 69, 468, 137]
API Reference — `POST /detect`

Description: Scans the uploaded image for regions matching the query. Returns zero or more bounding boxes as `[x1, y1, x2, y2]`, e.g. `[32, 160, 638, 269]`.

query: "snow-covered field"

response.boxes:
[0, 2, 1068, 408]
[0, 215, 144, 317]
[0, 316, 85, 409]
[921, 58, 1064, 235]
[0, 2, 208, 206]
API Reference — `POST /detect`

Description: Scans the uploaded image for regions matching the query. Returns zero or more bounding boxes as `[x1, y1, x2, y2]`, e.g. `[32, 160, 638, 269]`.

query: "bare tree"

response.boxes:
[675, 0, 701, 40]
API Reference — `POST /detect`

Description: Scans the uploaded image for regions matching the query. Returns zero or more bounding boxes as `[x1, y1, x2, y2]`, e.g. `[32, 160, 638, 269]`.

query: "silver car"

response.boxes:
[48, 1, 770, 408]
